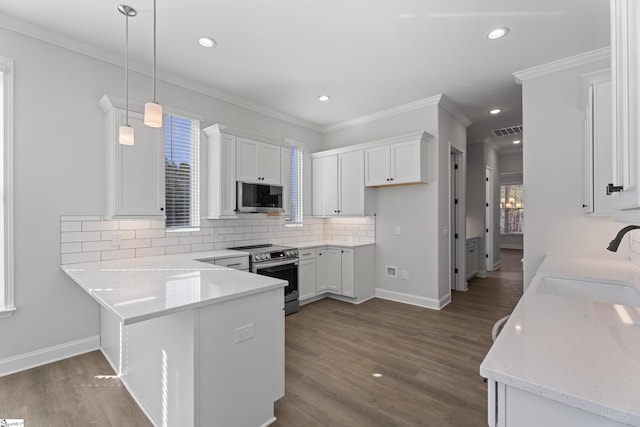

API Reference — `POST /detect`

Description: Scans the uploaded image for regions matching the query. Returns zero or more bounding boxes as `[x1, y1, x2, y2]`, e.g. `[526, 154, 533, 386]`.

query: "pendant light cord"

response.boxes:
[152, 0, 157, 103]
[125, 12, 130, 126]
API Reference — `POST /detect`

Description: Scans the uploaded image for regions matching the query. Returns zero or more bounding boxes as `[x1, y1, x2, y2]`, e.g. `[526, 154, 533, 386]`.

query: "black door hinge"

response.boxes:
[455, 199, 459, 205]
[455, 233, 459, 239]
[486, 177, 489, 182]
[455, 268, 459, 274]
[454, 164, 459, 170]
[486, 254, 489, 258]
[486, 203, 489, 207]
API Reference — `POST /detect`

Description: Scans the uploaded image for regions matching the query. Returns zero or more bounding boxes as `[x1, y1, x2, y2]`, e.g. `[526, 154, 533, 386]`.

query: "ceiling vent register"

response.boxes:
[493, 125, 523, 137]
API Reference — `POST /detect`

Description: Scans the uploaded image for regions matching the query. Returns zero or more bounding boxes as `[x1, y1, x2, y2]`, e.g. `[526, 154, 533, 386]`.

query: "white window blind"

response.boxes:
[0, 56, 15, 317]
[288, 145, 304, 225]
[164, 114, 200, 230]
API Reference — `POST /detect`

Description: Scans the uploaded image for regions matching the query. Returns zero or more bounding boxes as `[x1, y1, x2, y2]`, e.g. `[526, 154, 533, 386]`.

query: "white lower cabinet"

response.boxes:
[299, 245, 374, 303]
[488, 381, 629, 427]
[465, 238, 479, 280]
[298, 249, 317, 301]
[326, 247, 342, 294]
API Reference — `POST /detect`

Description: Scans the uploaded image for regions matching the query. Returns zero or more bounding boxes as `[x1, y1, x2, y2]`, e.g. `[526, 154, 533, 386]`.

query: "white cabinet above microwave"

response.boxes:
[237, 137, 282, 185]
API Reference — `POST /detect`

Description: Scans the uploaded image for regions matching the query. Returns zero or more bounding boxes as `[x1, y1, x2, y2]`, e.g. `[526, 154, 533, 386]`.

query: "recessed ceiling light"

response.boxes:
[489, 108, 502, 115]
[198, 37, 217, 48]
[487, 27, 509, 40]
[318, 95, 331, 102]
[513, 140, 521, 144]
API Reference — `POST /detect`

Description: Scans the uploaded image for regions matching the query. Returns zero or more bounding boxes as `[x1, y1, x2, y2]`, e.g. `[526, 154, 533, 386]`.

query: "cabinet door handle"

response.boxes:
[160, 207, 164, 211]
[607, 183, 623, 195]
[226, 263, 242, 267]
[302, 252, 312, 256]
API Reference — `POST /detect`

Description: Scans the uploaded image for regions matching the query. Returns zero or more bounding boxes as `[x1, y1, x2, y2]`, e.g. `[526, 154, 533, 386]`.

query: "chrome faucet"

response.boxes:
[607, 225, 640, 252]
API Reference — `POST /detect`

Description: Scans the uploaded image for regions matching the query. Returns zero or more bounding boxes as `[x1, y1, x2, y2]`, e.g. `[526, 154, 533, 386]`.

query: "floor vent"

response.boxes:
[493, 125, 523, 137]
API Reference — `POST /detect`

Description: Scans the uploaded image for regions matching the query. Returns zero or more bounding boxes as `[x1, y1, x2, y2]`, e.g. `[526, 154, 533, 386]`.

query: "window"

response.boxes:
[286, 145, 303, 226]
[164, 114, 200, 230]
[500, 184, 524, 234]
[0, 56, 14, 317]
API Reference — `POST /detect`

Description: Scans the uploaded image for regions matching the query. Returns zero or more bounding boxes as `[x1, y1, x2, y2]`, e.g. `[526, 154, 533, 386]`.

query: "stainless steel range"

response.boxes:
[229, 244, 299, 315]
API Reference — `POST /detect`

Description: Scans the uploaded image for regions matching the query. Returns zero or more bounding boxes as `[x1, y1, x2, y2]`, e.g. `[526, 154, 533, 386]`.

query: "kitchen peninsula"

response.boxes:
[62, 251, 286, 427]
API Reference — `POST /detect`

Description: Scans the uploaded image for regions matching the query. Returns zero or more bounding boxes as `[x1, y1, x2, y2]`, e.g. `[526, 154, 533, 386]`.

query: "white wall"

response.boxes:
[0, 27, 323, 362]
[522, 56, 627, 287]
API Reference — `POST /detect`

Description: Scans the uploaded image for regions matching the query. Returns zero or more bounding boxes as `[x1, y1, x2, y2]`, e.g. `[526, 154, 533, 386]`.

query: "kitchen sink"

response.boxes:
[531, 275, 640, 306]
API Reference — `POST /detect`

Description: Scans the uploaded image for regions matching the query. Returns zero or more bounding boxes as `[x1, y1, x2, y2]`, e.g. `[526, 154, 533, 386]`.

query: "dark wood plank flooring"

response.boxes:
[0, 249, 523, 426]
[273, 249, 523, 426]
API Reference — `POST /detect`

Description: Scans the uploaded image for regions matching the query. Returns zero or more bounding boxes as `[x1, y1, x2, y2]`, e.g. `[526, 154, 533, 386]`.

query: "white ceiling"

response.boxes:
[0, 0, 610, 148]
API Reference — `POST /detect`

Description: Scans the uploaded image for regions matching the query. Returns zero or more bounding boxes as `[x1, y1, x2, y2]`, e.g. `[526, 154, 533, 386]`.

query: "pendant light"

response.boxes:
[118, 5, 137, 145]
[144, 0, 163, 128]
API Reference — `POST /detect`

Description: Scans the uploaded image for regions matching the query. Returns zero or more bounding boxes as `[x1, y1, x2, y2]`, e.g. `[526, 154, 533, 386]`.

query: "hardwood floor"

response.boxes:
[273, 249, 523, 426]
[0, 349, 152, 426]
[0, 249, 522, 427]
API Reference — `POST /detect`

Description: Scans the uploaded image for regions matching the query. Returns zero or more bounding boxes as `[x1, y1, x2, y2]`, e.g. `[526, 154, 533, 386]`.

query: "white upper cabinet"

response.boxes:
[204, 125, 237, 219]
[99, 96, 165, 219]
[237, 137, 281, 185]
[611, 0, 640, 216]
[581, 71, 616, 215]
[312, 149, 375, 217]
[312, 155, 339, 216]
[364, 133, 431, 187]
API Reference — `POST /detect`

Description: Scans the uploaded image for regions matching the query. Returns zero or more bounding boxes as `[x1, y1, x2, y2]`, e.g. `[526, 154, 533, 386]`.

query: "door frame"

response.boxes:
[485, 166, 494, 271]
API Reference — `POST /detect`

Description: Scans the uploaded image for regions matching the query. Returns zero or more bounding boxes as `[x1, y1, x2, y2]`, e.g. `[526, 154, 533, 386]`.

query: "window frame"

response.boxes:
[0, 56, 15, 318]
[164, 113, 201, 232]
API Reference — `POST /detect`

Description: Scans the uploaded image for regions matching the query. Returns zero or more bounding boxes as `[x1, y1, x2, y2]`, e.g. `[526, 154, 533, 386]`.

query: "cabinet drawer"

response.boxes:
[298, 248, 317, 260]
[214, 256, 249, 270]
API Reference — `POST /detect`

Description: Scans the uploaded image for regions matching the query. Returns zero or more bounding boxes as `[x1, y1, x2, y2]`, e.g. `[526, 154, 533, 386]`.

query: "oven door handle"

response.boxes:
[255, 259, 299, 271]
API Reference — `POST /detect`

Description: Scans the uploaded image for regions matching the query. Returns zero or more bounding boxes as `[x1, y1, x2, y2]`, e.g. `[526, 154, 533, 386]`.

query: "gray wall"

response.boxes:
[322, 103, 467, 304]
[0, 27, 323, 361]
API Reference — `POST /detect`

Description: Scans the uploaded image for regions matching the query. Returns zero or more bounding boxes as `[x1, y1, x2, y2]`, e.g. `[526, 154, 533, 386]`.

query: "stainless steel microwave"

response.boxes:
[237, 181, 283, 213]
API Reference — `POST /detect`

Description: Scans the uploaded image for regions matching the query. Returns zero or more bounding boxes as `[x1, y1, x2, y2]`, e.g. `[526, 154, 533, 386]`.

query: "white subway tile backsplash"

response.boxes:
[82, 220, 119, 232]
[61, 221, 82, 232]
[61, 251, 101, 264]
[166, 245, 191, 255]
[61, 242, 82, 254]
[119, 220, 150, 230]
[60, 215, 375, 264]
[62, 231, 101, 243]
[136, 247, 166, 258]
[102, 249, 136, 261]
[102, 230, 136, 240]
[135, 229, 166, 239]
[83, 241, 117, 252]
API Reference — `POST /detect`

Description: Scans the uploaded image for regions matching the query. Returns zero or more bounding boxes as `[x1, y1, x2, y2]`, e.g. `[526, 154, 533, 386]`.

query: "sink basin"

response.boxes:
[531, 275, 640, 306]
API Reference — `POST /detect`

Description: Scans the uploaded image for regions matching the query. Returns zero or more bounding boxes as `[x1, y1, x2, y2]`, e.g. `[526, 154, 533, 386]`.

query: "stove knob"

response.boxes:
[266, 253, 271, 259]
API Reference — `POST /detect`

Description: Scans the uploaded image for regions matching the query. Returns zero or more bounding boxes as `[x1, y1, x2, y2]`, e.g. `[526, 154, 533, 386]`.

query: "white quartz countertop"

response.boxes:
[294, 240, 375, 249]
[62, 250, 285, 325]
[480, 255, 640, 425]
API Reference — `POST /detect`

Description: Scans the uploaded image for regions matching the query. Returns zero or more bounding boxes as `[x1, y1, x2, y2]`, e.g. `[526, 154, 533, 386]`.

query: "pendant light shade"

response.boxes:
[118, 4, 137, 145]
[144, 0, 163, 128]
[144, 101, 163, 128]
[119, 124, 135, 145]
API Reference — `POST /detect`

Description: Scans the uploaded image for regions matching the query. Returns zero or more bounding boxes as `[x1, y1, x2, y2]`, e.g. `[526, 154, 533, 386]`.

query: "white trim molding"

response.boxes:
[513, 47, 610, 84]
[374, 289, 451, 310]
[0, 56, 14, 317]
[0, 336, 100, 377]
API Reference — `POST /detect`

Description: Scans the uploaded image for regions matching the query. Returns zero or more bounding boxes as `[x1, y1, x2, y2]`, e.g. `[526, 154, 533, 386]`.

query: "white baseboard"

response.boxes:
[374, 288, 450, 310]
[500, 244, 523, 250]
[0, 335, 100, 377]
[493, 260, 502, 271]
[477, 270, 488, 278]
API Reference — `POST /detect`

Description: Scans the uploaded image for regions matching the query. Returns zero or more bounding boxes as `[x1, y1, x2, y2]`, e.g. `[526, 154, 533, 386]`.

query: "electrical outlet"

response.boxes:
[401, 270, 410, 280]
[443, 226, 449, 236]
[235, 323, 254, 343]
[385, 265, 398, 278]
[111, 233, 121, 247]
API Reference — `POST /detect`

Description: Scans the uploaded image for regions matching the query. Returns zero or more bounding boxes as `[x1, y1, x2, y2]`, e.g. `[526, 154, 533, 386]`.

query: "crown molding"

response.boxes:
[0, 13, 323, 133]
[513, 47, 610, 84]
[324, 94, 448, 133]
[438, 95, 472, 127]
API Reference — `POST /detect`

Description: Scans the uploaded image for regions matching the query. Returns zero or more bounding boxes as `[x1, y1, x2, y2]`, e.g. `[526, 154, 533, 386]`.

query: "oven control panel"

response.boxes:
[252, 248, 298, 262]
